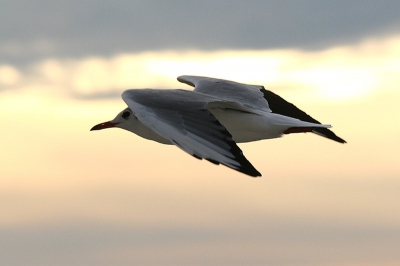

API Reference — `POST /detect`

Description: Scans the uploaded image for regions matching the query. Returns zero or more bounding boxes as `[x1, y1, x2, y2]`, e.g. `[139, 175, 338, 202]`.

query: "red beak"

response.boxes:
[90, 121, 118, 131]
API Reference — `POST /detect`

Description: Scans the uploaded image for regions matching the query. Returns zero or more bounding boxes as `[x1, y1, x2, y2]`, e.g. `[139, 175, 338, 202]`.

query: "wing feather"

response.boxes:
[122, 89, 261, 177]
[178, 75, 271, 113]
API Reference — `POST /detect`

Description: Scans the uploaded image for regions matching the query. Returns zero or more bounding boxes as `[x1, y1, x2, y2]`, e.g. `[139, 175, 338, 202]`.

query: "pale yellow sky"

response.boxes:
[1, 35, 400, 265]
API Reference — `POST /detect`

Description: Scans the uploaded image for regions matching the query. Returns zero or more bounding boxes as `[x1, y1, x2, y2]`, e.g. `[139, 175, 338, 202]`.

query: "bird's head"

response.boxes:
[90, 108, 136, 131]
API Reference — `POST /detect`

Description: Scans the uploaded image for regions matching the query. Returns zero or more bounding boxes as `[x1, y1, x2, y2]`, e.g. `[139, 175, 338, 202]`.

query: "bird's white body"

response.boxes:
[118, 98, 330, 145]
[209, 107, 329, 143]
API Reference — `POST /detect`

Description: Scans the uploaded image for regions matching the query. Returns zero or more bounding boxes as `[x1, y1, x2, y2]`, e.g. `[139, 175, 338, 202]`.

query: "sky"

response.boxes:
[1, 1, 400, 266]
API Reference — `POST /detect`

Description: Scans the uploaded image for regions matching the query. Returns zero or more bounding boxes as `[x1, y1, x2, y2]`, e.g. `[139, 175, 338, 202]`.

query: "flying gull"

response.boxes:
[91, 75, 346, 177]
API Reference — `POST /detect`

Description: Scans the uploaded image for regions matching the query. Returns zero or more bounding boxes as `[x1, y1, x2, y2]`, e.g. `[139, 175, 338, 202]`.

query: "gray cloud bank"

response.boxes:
[2, 0, 400, 65]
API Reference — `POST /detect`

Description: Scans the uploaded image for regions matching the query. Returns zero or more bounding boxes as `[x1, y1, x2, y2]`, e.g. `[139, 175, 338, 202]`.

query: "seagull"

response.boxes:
[91, 75, 346, 177]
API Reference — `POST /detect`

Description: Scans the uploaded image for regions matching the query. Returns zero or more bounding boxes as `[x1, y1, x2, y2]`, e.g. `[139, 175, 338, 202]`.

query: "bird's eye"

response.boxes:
[122, 110, 131, 119]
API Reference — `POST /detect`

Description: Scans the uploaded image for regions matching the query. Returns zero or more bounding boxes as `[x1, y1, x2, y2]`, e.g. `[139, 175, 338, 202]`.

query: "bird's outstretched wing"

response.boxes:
[122, 89, 261, 177]
[178, 75, 271, 113]
[178, 75, 346, 143]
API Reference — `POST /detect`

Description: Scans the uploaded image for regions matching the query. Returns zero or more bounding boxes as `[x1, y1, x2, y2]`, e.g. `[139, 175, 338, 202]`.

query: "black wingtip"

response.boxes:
[243, 167, 262, 178]
[220, 161, 261, 177]
[312, 128, 347, 144]
[262, 88, 346, 145]
[226, 145, 262, 178]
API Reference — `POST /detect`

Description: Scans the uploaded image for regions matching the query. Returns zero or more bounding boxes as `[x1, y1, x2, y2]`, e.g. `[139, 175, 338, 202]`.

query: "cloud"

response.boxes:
[0, 65, 21, 88]
[2, 0, 400, 65]
[1, 34, 399, 101]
